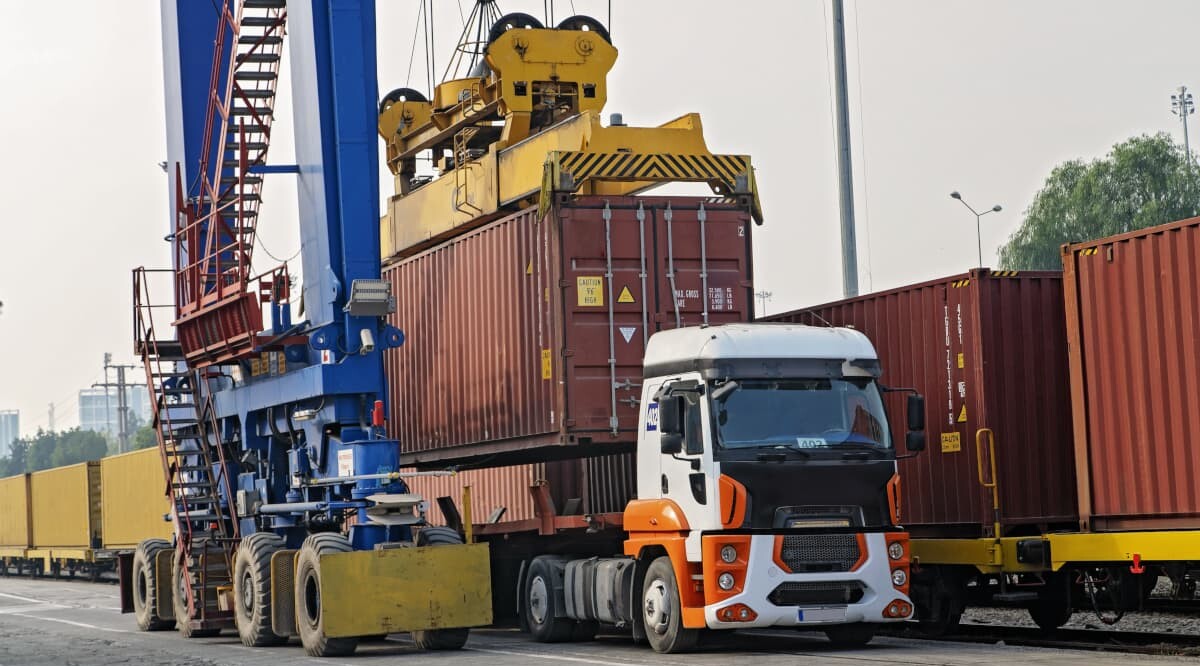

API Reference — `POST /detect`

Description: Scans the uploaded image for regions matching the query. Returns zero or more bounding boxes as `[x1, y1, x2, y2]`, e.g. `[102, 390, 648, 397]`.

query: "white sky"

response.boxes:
[1, 0, 1196, 435]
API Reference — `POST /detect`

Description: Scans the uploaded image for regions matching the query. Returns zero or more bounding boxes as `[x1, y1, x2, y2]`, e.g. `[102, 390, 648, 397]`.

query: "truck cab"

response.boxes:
[522, 323, 926, 652]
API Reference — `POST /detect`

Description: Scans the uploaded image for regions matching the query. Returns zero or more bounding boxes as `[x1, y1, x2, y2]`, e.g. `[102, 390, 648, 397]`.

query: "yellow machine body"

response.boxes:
[378, 25, 761, 261]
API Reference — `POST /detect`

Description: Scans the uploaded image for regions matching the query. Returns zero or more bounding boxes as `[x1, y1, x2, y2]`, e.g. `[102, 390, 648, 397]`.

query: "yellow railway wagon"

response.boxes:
[30, 462, 101, 549]
[0, 474, 32, 553]
[100, 448, 172, 549]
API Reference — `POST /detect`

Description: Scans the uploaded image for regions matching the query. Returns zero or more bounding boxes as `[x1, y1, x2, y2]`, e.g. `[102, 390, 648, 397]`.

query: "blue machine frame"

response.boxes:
[160, 0, 411, 550]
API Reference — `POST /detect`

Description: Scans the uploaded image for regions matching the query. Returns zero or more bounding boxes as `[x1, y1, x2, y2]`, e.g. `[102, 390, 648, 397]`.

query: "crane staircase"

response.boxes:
[130, 0, 288, 634]
[174, 0, 288, 368]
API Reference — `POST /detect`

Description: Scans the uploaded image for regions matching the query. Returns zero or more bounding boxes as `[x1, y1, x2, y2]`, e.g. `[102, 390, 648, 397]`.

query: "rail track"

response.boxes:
[885, 623, 1200, 656]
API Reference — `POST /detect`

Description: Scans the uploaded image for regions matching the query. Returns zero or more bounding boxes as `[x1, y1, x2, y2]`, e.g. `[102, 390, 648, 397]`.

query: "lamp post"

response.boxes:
[1172, 86, 1195, 167]
[950, 191, 1002, 268]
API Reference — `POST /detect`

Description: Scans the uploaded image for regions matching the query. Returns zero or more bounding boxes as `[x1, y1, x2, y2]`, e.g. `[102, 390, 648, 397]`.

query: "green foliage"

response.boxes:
[999, 133, 1200, 270]
[132, 425, 157, 451]
[0, 428, 111, 476]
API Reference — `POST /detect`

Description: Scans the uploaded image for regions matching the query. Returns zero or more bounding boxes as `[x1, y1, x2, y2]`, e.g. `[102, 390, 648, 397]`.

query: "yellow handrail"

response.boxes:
[975, 428, 1001, 538]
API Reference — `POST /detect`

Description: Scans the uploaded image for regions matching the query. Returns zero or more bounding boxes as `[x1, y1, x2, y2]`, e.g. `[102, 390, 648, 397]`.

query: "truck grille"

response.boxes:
[778, 534, 861, 573]
[768, 581, 865, 606]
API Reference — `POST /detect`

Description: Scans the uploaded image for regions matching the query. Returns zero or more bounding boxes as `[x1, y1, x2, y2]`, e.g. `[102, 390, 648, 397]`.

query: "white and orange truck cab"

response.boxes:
[519, 323, 927, 652]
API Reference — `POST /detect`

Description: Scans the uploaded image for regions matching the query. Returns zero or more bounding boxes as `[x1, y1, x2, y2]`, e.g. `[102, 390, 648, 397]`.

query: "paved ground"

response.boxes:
[0, 578, 1190, 666]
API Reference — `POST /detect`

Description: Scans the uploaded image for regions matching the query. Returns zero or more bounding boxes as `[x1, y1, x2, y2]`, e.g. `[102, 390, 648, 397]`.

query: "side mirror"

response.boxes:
[905, 431, 926, 453]
[658, 395, 685, 455]
[906, 394, 925, 432]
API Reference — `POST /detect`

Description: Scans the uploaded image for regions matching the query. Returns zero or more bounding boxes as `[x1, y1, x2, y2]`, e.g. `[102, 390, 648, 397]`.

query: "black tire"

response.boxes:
[132, 539, 175, 631]
[487, 12, 544, 46]
[825, 623, 877, 646]
[1028, 572, 1072, 631]
[295, 534, 358, 657]
[172, 549, 222, 638]
[411, 528, 471, 651]
[914, 567, 966, 636]
[524, 556, 574, 642]
[233, 532, 287, 647]
[555, 15, 611, 44]
[641, 556, 700, 653]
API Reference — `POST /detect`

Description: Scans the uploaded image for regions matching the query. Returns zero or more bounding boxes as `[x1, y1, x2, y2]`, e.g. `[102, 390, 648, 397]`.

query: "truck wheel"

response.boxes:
[172, 550, 222, 638]
[234, 532, 287, 647]
[411, 527, 470, 650]
[824, 623, 876, 646]
[132, 539, 174, 631]
[524, 556, 574, 642]
[295, 534, 358, 657]
[1028, 572, 1072, 631]
[642, 556, 699, 653]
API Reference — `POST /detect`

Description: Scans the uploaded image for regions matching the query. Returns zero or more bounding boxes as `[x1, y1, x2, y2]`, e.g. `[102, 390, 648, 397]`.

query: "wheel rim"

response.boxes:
[644, 577, 670, 635]
[240, 570, 254, 615]
[529, 575, 549, 625]
[136, 567, 149, 608]
[304, 568, 321, 626]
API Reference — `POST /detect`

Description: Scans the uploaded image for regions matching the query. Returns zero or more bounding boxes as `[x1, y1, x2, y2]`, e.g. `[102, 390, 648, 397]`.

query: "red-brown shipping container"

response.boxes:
[1063, 217, 1200, 531]
[764, 269, 1077, 537]
[409, 453, 637, 527]
[384, 195, 754, 467]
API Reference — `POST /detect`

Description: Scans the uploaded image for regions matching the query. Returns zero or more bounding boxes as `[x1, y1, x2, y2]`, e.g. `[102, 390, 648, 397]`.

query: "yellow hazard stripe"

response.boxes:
[1079, 248, 1099, 256]
[554, 151, 750, 187]
[951, 279, 971, 288]
[991, 270, 1019, 277]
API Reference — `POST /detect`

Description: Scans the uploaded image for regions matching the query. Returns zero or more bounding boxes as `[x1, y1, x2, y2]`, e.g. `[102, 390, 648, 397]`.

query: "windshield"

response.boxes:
[712, 378, 892, 450]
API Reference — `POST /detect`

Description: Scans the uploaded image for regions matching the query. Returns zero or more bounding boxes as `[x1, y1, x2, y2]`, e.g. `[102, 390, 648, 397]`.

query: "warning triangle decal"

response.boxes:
[957, 405, 968, 423]
[617, 286, 635, 303]
[619, 326, 636, 343]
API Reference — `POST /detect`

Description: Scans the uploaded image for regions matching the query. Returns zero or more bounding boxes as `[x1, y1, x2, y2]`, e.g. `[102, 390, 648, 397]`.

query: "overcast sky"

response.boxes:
[1, 0, 1196, 435]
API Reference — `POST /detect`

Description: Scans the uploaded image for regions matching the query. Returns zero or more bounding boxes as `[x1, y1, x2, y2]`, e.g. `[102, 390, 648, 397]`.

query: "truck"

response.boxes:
[484, 322, 927, 651]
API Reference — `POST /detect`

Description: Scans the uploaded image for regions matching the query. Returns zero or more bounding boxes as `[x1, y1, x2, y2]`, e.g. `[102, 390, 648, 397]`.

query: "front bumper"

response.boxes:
[703, 533, 910, 629]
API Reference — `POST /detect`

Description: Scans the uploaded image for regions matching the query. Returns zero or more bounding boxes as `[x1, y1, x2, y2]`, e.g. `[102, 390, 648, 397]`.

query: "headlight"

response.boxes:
[720, 545, 738, 563]
[888, 541, 905, 560]
[718, 572, 736, 590]
[891, 569, 907, 587]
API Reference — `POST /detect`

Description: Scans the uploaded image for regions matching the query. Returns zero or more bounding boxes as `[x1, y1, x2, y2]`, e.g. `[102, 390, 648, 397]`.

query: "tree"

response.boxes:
[132, 425, 157, 451]
[998, 133, 1200, 270]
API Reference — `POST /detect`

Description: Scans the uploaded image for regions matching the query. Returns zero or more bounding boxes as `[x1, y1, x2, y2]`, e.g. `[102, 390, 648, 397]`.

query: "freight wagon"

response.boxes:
[0, 448, 172, 579]
[764, 257, 1200, 634]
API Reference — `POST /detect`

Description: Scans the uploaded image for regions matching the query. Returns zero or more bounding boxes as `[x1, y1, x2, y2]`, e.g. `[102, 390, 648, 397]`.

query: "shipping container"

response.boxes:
[385, 195, 755, 466]
[765, 269, 1077, 537]
[30, 462, 101, 549]
[410, 453, 637, 528]
[100, 448, 173, 549]
[0, 474, 32, 549]
[1063, 217, 1200, 531]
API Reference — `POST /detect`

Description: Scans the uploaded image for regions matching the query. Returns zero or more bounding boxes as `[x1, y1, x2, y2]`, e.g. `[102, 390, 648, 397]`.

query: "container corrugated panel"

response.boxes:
[1063, 217, 1200, 531]
[385, 195, 754, 466]
[409, 464, 540, 526]
[30, 462, 101, 548]
[100, 448, 174, 549]
[765, 269, 1077, 537]
[0, 474, 32, 548]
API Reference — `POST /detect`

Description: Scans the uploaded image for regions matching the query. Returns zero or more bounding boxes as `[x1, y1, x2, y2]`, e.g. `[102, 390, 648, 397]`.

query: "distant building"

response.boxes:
[78, 387, 150, 437]
[0, 410, 17, 458]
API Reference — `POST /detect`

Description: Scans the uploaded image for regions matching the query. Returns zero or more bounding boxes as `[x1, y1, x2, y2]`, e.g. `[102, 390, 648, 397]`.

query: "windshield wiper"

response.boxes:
[834, 442, 892, 459]
[753, 445, 811, 461]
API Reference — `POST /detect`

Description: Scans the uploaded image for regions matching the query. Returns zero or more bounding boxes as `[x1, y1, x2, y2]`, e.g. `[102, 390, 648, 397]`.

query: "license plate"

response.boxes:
[798, 607, 847, 623]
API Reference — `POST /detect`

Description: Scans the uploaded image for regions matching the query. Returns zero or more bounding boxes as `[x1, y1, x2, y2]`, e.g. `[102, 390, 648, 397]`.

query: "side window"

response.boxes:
[683, 392, 704, 455]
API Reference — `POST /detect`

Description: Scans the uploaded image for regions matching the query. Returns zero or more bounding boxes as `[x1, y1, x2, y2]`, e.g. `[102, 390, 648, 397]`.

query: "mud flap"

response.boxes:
[155, 549, 175, 621]
[318, 542, 492, 638]
[117, 552, 134, 614]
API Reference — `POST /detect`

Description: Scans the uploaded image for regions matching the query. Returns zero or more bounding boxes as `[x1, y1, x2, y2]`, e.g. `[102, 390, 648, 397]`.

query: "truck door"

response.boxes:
[656, 381, 715, 531]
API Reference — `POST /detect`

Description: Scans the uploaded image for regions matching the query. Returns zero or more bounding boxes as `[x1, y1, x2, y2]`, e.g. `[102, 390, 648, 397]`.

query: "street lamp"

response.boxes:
[950, 191, 1002, 268]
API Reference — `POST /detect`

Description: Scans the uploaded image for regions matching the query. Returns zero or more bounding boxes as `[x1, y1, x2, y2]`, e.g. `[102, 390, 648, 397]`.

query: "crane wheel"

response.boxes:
[487, 12, 544, 46]
[295, 533, 358, 657]
[411, 527, 471, 650]
[132, 539, 175, 631]
[642, 556, 699, 653]
[379, 87, 428, 116]
[234, 532, 288, 647]
[172, 547, 223, 638]
[554, 15, 611, 44]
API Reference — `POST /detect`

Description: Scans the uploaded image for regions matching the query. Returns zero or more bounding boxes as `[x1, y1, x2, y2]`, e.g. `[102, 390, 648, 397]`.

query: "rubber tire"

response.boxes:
[410, 527, 471, 650]
[824, 623, 877, 646]
[172, 551, 222, 638]
[524, 556, 574, 642]
[132, 539, 175, 631]
[295, 534, 358, 657]
[233, 533, 287, 647]
[642, 556, 700, 654]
